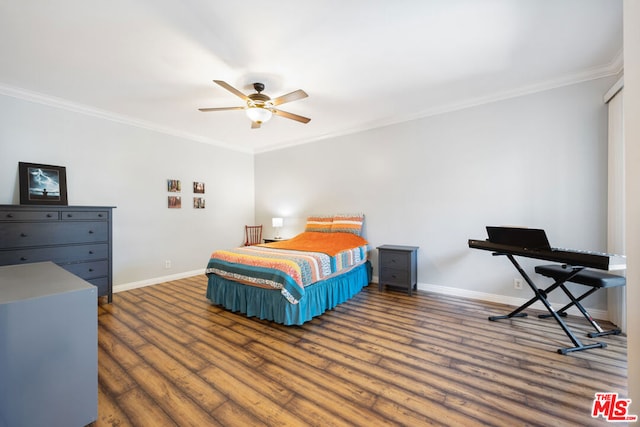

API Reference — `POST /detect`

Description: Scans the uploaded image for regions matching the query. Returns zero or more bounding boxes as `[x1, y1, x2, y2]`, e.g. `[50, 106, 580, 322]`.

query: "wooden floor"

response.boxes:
[94, 276, 628, 426]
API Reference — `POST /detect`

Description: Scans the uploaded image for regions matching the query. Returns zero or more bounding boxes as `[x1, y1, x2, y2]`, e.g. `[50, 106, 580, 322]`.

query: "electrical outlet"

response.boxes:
[514, 278, 523, 290]
[165, 260, 171, 269]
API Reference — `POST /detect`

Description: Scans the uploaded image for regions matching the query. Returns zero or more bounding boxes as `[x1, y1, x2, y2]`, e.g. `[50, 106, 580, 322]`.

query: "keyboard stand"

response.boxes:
[488, 253, 606, 354]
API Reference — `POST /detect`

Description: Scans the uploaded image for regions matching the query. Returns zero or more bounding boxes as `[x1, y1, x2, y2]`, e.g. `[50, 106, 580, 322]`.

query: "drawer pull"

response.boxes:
[89, 250, 94, 254]
[88, 230, 94, 234]
[20, 257, 28, 261]
[98, 213, 103, 218]
[89, 268, 94, 272]
[6, 213, 13, 218]
[46, 214, 52, 218]
[20, 232, 27, 237]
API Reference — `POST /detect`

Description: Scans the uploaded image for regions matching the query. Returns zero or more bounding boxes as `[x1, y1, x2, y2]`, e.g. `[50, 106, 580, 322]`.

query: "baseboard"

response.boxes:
[419, 282, 610, 321]
[114, 269, 204, 293]
[117, 273, 610, 321]
[372, 276, 609, 321]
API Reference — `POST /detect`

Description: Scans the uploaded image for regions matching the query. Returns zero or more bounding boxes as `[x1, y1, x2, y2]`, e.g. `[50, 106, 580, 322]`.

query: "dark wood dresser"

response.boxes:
[0, 205, 114, 302]
[377, 244, 419, 296]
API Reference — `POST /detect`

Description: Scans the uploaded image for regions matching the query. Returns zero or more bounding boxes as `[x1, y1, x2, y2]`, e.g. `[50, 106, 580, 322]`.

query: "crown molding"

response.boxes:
[1, 52, 623, 157]
[0, 83, 252, 154]
[257, 56, 624, 154]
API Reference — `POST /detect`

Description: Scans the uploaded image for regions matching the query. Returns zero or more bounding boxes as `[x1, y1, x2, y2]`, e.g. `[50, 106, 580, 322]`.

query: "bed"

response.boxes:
[205, 214, 371, 325]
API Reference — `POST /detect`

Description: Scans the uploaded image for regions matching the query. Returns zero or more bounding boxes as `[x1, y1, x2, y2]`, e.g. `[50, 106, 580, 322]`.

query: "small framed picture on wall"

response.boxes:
[167, 179, 181, 192]
[193, 181, 205, 194]
[168, 196, 181, 208]
[193, 197, 205, 209]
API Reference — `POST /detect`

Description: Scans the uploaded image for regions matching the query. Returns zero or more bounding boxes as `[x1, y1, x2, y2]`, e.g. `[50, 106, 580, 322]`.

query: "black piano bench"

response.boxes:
[534, 264, 625, 338]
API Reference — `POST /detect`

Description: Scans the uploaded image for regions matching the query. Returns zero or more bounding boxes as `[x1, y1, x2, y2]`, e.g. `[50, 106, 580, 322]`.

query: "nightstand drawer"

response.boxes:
[380, 267, 410, 284]
[380, 252, 410, 269]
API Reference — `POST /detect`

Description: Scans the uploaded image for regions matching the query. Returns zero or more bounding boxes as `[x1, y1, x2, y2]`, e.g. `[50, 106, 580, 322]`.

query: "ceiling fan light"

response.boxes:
[246, 106, 272, 124]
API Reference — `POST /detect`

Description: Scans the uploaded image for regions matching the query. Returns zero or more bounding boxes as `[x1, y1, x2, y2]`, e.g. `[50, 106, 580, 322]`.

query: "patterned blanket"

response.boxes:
[206, 232, 368, 304]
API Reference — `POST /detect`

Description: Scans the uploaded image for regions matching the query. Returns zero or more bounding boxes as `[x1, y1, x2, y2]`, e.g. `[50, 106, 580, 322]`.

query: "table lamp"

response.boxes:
[272, 217, 283, 239]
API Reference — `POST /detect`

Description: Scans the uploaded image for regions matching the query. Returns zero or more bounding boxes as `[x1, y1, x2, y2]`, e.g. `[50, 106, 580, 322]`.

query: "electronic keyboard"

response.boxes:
[468, 239, 626, 271]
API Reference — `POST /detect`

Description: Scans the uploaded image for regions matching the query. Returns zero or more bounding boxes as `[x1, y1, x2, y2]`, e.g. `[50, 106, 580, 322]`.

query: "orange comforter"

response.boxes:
[261, 231, 368, 256]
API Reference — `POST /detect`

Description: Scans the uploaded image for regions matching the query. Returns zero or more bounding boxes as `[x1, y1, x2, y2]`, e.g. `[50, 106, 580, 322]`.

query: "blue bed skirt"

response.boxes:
[206, 261, 371, 325]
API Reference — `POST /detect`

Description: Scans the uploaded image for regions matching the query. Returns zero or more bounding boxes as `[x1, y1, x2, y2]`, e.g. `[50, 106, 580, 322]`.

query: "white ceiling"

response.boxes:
[0, 1, 623, 153]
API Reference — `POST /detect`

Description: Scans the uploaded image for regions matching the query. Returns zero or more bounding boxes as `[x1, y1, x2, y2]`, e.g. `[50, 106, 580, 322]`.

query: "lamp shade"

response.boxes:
[246, 106, 273, 124]
[272, 217, 283, 228]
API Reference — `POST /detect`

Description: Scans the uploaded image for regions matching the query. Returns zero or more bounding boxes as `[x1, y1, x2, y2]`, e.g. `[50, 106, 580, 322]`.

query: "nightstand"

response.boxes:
[377, 245, 419, 295]
[263, 238, 288, 243]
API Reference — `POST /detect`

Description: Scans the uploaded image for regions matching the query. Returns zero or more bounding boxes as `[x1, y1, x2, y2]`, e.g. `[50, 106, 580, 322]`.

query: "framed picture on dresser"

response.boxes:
[18, 162, 68, 205]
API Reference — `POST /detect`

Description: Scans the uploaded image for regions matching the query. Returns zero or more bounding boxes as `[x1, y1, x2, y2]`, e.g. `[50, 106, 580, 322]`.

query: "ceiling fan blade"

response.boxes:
[273, 108, 311, 124]
[251, 121, 261, 129]
[271, 89, 308, 106]
[213, 80, 249, 100]
[198, 106, 245, 112]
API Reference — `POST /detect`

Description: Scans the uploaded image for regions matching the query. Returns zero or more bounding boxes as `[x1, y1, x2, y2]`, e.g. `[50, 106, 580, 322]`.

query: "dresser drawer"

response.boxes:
[379, 251, 410, 269]
[0, 244, 109, 266]
[0, 210, 59, 221]
[87, 276, 109, 298]
[61, 210, 110, 221]
[63, 260, 109, 280]
[0, 222, 108, 248]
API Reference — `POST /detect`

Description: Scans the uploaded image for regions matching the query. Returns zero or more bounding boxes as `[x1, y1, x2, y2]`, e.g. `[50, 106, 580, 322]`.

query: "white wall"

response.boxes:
[256, 76, 616, 313]
[0, 94, 255, 287]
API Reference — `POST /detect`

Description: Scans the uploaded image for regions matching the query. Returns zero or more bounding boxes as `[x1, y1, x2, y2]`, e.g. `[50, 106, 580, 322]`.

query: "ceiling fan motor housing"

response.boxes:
[248, 93, 271, 103]
[248, 87, 271, 110]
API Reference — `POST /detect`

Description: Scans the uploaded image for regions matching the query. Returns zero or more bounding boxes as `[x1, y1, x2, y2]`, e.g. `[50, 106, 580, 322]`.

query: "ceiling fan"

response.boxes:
[199, 80, 310, 129]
